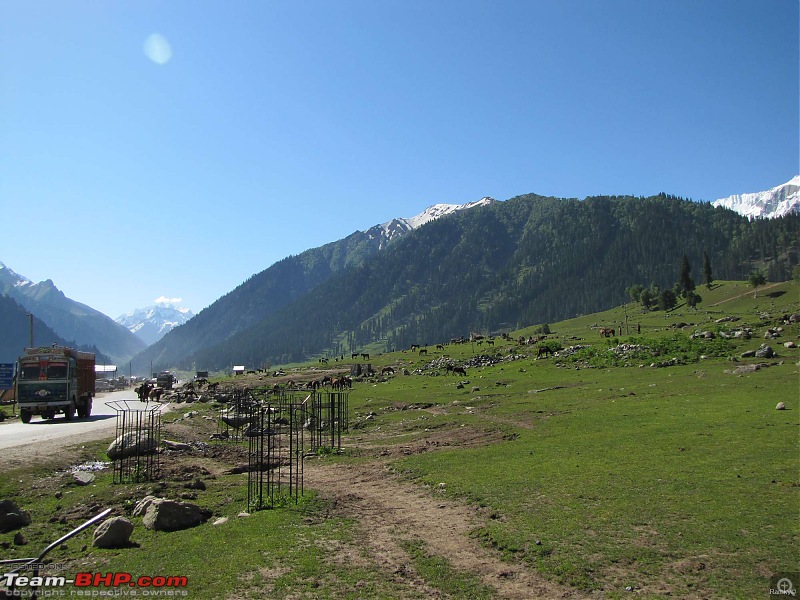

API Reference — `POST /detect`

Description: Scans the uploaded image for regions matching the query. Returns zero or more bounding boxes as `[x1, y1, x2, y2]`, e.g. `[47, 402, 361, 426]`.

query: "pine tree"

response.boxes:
[677, 255, 695, 297]
[703, 252, 713, 289]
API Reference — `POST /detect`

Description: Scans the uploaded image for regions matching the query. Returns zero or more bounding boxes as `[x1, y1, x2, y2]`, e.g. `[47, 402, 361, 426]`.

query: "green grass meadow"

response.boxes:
[0, 280, 797, 598]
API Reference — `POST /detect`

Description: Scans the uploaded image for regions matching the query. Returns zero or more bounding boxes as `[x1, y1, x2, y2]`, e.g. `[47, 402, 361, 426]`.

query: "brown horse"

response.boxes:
[599, 327, 615, 338]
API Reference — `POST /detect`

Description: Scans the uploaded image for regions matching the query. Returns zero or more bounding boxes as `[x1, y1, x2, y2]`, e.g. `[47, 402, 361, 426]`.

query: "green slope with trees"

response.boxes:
[148, 193, 798, 372]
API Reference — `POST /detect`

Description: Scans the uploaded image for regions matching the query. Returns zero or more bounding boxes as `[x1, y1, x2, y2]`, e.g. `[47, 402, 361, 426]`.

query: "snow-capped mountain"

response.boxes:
[364, 197, 496, 249]
[711, 176, 800, 218]
[116, 303, 194, 346]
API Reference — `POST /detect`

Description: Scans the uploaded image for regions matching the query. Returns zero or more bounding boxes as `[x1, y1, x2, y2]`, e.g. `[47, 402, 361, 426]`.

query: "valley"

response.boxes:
[0, 280, 797, 598]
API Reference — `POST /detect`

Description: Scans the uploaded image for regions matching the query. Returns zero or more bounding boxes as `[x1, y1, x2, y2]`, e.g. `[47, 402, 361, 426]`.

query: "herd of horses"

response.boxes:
[137, 325, 629, 402]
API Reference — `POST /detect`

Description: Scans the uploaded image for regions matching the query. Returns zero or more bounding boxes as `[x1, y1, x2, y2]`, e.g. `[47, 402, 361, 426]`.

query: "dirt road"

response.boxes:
[0, 390, 147, 469]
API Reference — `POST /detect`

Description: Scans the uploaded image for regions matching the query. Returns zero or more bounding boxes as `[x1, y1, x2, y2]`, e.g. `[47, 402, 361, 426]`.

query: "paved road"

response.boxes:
[0, 390, 162, 460]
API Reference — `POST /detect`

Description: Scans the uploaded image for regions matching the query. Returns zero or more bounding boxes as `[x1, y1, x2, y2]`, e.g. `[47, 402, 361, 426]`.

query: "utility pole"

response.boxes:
[27, 313, 33, 347]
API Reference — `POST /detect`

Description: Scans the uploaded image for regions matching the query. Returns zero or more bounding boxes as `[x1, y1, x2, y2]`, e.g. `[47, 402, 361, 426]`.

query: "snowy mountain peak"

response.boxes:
[116, 303, 195, 346]
[0, 261, 33, 288]
[711, 177, 800, 219]
[366, 197, 497, 248]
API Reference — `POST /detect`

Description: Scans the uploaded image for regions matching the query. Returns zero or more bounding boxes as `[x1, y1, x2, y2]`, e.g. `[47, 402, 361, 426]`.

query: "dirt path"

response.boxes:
[708, 282, 782, 306]
[305, 458, 586, 599]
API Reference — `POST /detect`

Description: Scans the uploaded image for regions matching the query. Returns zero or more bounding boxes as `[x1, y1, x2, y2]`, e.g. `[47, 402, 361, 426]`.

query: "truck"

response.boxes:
[156, 371, 174, 390]
[15, 346, 95, 423]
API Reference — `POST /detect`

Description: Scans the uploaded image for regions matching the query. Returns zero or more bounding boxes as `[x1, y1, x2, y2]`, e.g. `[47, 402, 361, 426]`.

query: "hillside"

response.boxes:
[0, 294, 109, 364]
[133, 193, 799, 374]
[0, 263, 146, 364]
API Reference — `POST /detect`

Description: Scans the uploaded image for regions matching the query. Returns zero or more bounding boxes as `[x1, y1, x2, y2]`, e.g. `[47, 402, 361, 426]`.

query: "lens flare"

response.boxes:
[143, 33, 172, 65]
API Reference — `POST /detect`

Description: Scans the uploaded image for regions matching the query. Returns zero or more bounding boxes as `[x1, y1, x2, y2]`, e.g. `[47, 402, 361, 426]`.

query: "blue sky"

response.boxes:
[2, 0, 797, 319]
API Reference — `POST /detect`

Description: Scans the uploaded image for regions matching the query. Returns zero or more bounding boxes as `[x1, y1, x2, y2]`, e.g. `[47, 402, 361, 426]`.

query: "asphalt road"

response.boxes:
[0, 389, 156, 455]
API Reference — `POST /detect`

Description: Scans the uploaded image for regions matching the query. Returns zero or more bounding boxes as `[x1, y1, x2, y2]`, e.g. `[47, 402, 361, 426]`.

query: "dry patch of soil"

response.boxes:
[305, 457, 585, 599]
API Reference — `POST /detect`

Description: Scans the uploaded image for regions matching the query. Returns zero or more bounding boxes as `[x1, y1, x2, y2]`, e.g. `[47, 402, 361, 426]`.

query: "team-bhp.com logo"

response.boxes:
[2, 571, 188, 596]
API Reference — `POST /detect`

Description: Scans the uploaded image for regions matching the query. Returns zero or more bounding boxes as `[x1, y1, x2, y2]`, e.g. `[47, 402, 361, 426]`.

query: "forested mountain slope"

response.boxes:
[135, 193, 800, 372]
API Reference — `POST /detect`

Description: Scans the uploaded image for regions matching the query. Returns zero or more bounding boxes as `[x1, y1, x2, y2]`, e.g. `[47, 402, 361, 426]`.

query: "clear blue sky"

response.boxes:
[2, 0, 797, 319]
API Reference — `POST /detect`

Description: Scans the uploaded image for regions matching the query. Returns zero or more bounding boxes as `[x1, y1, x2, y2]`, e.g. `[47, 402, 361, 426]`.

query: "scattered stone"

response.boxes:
[212, 517, 228, 526]
[93, 517, 134, 549]
[740, 350, 756, 358]
[72, 471, 96, 486]
[784, 341, 797, 349]
[0, 500, 31, 533]
[755, 344, 775, 359]
[729, 364, 760, 374]
[184, 478, 206, 491]
[238, 512, 251, 518]
[13, 532, 26, 546]
[776, 402, 786, 410]
[162, 440, 193, 452]
[141, 498, 209, 532]
[107, 432, 158, 460]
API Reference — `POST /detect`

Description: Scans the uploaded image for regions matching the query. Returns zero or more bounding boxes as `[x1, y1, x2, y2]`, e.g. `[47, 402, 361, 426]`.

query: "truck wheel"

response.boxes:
[78, 399, 92, 418]
[64, 403, 76, 421]
[20, 411, 32, 424]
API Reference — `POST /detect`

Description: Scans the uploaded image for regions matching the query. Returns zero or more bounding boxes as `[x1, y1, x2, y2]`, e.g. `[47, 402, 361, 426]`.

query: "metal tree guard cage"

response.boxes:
[305, 390, 349, 453]
[217, 388, 259, 442]
[247, 401, 305, 510]
[106, 400, 165, 484]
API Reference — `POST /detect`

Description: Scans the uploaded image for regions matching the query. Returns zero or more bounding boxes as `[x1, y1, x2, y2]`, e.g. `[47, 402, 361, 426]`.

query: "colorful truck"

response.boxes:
[15, 346, 95, 423]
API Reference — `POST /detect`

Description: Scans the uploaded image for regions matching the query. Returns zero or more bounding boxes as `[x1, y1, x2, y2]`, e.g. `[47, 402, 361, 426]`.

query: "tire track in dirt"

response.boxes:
[305, 458, 587, 599]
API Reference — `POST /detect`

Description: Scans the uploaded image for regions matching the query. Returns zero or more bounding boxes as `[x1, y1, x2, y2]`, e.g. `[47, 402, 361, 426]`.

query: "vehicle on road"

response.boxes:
[15, 346, 95, 423]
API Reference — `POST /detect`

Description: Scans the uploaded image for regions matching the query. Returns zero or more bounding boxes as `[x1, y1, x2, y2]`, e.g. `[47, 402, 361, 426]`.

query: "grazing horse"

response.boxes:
[351, 352, 360, 359]
[452, 366, 467, 377]
[381, 366, 394, 375]
[537, 345, 553, 358]
[410, 344, 420, 352]
[599, 327, 615, 338]
[419, 348, 428, 356]
[361, 353, 370, 360]
[136, 383, 151, 402]
[436, 344, 444, 350]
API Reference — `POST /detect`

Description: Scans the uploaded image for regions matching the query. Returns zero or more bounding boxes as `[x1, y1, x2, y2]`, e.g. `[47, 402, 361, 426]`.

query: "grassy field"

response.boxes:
[0, 280, 797, 598]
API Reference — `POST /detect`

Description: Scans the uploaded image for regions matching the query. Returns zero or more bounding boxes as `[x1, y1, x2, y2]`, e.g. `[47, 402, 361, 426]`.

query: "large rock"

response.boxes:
[93, 517, 134, 549]
[755, 344, 776, 359]
[141, 498, 208, 532]
[107, 431, 158, 460]
[0, 500, 31, 533]
[132, 495, 158, 517]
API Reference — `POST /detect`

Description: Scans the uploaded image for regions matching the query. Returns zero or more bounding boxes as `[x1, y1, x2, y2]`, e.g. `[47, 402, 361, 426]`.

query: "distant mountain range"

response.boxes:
[0, 262, 146, 364]
[2, 180, 797, 370]
[116, 304, 194, 346]
[132, 188, 800, 374]
[711, 176, 799, 218]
